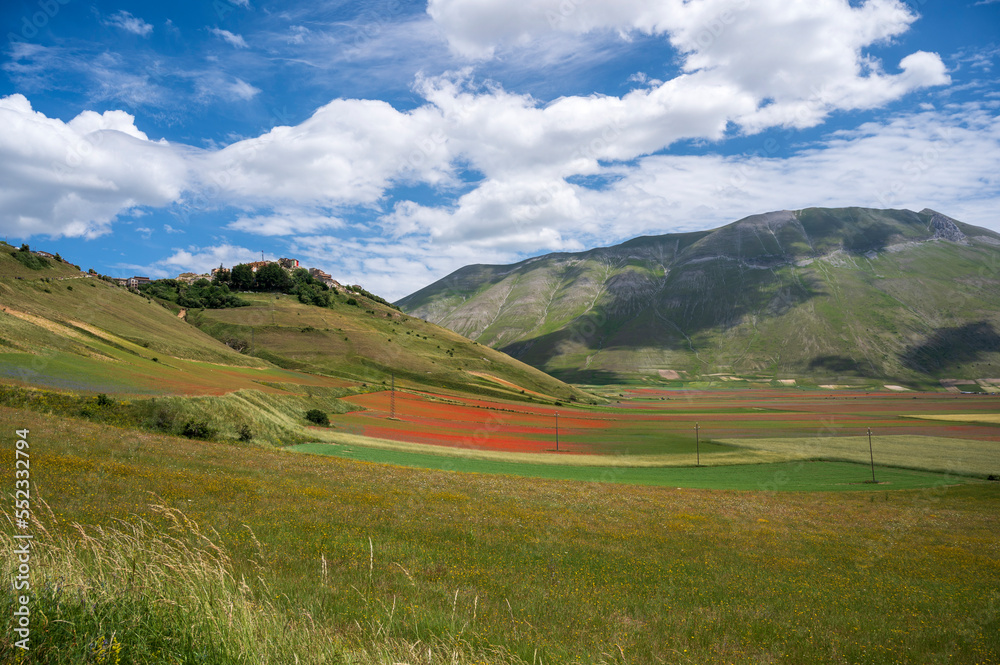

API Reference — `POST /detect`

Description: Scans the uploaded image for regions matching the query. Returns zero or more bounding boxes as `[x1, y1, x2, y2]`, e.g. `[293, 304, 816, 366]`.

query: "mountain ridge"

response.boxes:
[398, 207, 1000, 387]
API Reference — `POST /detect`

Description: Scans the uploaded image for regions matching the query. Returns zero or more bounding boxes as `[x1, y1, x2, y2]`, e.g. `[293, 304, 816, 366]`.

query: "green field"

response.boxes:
[288, 442, 962, 491]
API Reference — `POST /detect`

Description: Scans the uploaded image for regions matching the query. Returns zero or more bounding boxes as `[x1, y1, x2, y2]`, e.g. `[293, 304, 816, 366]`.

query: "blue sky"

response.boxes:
[1, 0, 998, 300]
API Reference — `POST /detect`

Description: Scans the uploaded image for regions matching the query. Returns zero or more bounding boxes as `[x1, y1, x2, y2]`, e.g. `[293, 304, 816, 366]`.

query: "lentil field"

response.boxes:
[317, 387, 1000, 480]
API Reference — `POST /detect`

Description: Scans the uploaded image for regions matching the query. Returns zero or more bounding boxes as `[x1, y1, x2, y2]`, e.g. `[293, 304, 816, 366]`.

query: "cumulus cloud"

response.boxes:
[198, 97, 453, 207]
[578, 106, 1000, 238]
[375, 105, 1000, 264]
[228, 208, 345, 236]
[0, 94, 190, 239]
[103, 10, 154, 37]
[429, 0, 949, 129]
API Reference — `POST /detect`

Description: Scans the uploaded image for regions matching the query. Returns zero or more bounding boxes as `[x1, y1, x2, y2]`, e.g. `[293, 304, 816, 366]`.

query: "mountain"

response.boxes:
[397, 208, 1000, 387]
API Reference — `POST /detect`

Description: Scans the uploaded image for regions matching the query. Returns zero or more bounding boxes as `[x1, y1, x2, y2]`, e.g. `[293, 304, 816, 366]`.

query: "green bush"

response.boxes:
[12, 245, 50, 270]
[304, 409, 329, 426]
[181, 420, 215, 439]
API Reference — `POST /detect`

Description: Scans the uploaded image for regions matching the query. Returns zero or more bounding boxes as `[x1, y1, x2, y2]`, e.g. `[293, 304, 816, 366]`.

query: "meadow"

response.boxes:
[2, 396, 999, 664]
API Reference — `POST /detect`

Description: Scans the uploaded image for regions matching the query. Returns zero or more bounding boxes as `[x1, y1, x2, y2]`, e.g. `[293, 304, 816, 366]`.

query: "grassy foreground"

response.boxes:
[2, 405, 1000, 664]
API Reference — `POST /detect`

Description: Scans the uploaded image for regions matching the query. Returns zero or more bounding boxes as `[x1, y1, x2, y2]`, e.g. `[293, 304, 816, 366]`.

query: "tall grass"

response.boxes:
[0, 500, 533, 664]
[0, 384, 359, 446]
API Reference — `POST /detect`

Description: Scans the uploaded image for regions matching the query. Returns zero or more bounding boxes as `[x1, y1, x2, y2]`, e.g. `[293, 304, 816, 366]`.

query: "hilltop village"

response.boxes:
[4, 242, 398, 313]
[109, 257, 342, 291]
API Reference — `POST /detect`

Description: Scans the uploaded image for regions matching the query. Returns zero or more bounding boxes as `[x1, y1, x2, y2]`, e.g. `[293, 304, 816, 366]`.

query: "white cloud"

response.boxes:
[581, 105, 1000, 237]
[210, 28, 249, 49]
[228, 209, 345, 236]
[199, 97, 453, 207]
[191, 72, 262, 103]
[159, 244, 263, 274]
[287, 25, 310, 44]
[0, 94, 190, 239]
[114, 243, 264, 280]
[228, 78, 261, 100]
[103, 11, 154, 37]
[288, 235, 519, 301]
[428, 0, 949, 133]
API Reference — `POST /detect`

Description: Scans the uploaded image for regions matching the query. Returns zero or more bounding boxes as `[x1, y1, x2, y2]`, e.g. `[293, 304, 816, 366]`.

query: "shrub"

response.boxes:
[237, 424, 254, 442]
[96, 393, 113, 407]
[12, 246, 50, 270]
[305, 409, 329, 426]
[181, 420, 214, 439]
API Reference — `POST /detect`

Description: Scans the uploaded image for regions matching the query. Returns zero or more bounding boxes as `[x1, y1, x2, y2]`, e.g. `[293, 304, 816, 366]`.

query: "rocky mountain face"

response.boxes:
[398, 208, 1000, 386]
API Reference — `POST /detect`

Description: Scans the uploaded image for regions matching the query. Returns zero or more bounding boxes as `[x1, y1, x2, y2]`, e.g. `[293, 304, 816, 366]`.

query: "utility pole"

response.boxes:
[555, 412, 559, 452]
[867, 427, 876, 483]
[390, 372, 396, 419]
[695, 422, 700, 466]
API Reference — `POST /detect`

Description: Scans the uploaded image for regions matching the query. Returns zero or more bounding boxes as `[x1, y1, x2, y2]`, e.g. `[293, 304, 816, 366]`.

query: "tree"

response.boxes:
[213, 265, 231, 285]
[230, 264, 254, 291]
[254, 262, 292, 292]
[305, 409, 329, 426]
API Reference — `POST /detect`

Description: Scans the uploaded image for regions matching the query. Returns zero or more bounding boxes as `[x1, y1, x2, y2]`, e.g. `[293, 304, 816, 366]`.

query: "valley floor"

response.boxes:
[2, 386, 999, 663]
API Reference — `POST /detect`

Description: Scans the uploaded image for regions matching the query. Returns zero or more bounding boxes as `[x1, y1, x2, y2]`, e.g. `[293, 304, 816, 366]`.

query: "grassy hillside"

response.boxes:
[0, 243, 268, 381]
[398, 208, 1000, 387]
[0, 241, 593, 446]
[190, 292, 594, 404]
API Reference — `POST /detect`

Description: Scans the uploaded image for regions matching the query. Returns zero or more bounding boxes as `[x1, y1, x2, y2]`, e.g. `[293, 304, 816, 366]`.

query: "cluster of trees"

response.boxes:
[139, 262, 395, 313]
[344, 284, 400, 311]
[212, 265, 337, 307]
[11, 244, 50, 270]
[139, 279, 250, 309]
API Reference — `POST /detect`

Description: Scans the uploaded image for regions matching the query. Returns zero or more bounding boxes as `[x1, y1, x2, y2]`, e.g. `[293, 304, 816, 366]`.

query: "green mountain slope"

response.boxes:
[398, 208, 1000, 387]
